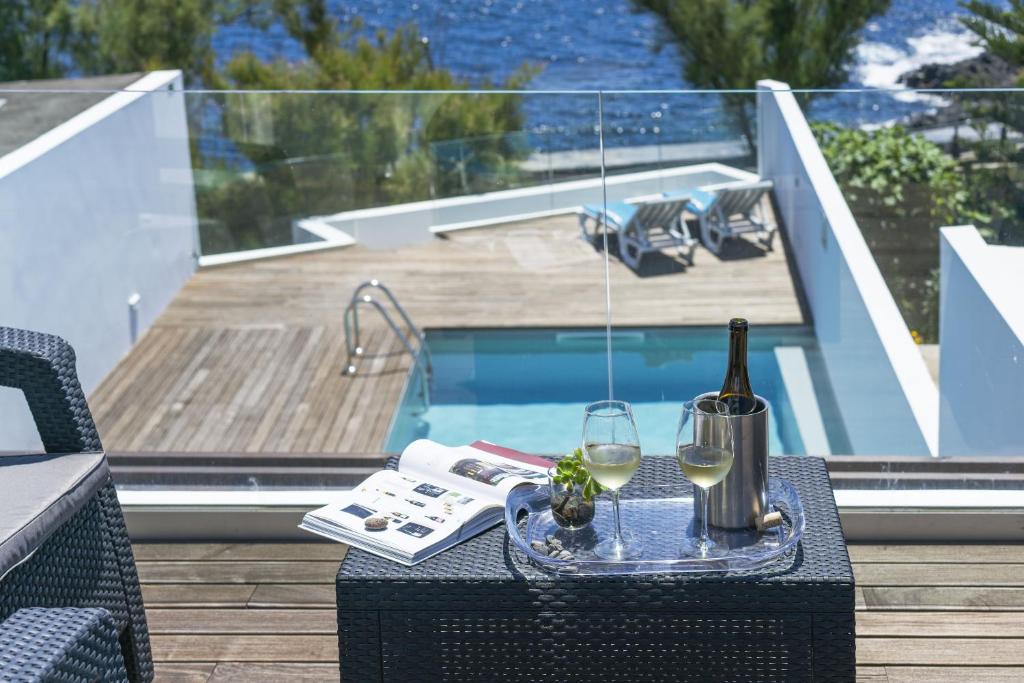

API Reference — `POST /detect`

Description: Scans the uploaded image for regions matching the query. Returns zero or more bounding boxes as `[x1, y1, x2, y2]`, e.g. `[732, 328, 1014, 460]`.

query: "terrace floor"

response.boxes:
[92, 212, 803, 455]
[140, 542, 1024, 682]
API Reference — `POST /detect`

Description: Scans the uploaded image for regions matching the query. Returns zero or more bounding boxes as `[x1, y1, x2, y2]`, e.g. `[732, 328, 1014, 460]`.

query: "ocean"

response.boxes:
[212, 0, 993, 146]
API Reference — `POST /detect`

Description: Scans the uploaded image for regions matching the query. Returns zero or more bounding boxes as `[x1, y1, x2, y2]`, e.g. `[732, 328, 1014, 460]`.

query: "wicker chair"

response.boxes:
[0, 327, 153, 682]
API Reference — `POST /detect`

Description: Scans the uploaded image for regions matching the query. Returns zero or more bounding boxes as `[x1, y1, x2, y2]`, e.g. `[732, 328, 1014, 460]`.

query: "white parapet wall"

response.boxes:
[756, 79, 938, 456]
[0, 70, 197, 449]
[939, 226, 1024, 456]
[315, 162, 757, 249]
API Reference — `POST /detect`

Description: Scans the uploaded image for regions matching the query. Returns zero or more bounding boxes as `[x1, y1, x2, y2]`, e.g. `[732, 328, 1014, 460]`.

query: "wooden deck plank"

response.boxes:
[322, 329, 392, 454]
[860, 586, 1024, 610]
[289, 332, 352, 453]
[849, 544, 1024, 564]
[208, 663, 339, 682]
[150, 636, 337, 663]
[856, 638, 1024, 666]
[879, 667, 1024, 683]
[154, 329, 247, 453]
[269, 333, 334, 453]
[152, 662, 216, 683]
[141, 584, 256, 608]
[100, 328, 188, 448]
[218, 327, 296, 453]
[247, 584, 336, 609]
[125, 329, 215, 453]
[147, 609, 335, 634]
[92, 214, 803, 454]
[133, 543, 347, 562]
[855, 668, 889, 682]
[247, 328, 323, 453]
[854, 563, 1024, 587]
[137, 561, 339, 584]
[134, 542, 1024, 678]
[856, 611, 1024, 637]
[241, 327, 317, 450]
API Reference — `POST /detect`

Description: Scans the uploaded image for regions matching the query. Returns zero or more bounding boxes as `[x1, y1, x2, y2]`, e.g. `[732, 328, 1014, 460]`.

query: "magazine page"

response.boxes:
[398, 439, 550, 501]
[309, 469, 492, 556]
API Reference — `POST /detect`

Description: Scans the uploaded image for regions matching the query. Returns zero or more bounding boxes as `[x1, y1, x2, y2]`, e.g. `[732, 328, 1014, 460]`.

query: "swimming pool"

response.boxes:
[385, 327, 849, 456]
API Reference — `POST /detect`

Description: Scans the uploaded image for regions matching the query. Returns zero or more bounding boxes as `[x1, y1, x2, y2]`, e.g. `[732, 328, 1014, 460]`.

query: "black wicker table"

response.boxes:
[337, 455, 854, 682]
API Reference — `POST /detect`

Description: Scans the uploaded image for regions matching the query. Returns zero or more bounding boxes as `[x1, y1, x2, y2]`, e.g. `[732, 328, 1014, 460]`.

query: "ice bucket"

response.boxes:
[694, 392, 769, 530]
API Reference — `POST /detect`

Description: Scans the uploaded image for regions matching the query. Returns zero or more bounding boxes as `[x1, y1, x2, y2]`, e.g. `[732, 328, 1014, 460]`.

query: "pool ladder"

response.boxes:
[343, 280, 432, 410]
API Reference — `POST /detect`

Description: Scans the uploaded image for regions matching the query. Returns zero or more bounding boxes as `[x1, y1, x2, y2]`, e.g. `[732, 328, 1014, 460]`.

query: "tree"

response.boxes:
[195, 0, 536, 251]
[961, 0, 1024, 80]
[0, 0, 260, 85]
[635, 0, 890, 144]
[69, 0, 251, 85]
[0, 0, 536, 252]
[0, 1, 75, 81]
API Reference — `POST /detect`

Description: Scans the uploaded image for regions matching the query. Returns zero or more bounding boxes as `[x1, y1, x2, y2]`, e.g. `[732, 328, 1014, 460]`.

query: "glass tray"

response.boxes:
[504, 477, 804, 576]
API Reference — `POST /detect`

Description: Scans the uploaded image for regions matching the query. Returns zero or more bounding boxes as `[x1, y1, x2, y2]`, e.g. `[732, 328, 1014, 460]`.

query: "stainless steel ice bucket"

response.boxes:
[694, 392, 769, 530]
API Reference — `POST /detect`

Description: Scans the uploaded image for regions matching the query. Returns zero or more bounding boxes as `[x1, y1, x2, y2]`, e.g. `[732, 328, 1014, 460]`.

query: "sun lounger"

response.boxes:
[685, 180, 776, 255]
[578, 196, 697, 270]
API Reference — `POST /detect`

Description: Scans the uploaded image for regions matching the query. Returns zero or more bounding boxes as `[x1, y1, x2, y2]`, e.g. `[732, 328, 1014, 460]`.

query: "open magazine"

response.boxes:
[300, 439, 550, 565]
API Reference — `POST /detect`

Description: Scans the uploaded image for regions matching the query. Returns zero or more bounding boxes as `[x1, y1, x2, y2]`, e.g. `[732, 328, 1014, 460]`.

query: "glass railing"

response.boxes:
[1, 82, 1022, 496]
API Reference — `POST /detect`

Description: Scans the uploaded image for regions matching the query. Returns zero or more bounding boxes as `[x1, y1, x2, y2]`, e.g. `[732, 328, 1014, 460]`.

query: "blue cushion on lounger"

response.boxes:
[684, 189, 717, 214]
[582, 201, 637, 229]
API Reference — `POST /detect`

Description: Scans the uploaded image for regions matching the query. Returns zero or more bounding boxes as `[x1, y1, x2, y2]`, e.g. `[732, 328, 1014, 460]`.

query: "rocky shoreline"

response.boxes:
[898, 50, 1016, 89]
[895, 52, 1018, 128]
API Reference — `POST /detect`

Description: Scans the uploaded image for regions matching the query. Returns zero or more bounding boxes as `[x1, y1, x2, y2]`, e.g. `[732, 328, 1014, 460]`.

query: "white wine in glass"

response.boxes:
[585, 443, 642, 490]
[677, 445, 733, 490]
[582, 400, 642, 561]
[677, 399, 735, 557]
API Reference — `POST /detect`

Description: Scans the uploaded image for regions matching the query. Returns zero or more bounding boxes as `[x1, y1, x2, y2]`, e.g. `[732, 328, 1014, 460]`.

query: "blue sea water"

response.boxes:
[213, 0, 995, 143]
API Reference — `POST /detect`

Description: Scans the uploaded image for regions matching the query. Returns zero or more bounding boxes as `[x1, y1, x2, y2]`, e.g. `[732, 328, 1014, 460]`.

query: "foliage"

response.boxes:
[0, 0, 255, 84]
[961, 0, 1024, 81]
[813, 122, 982, 343]
[198, 1, 536, 246]
[0, 0, 536, 252]
[950, 2, 1024, 247]
[635, 0, 890, 143]
[70, 0, 257, 85]
[812, 122, 972, 224]
[552, 449, 605, 502]
[0, 1, 75, 80]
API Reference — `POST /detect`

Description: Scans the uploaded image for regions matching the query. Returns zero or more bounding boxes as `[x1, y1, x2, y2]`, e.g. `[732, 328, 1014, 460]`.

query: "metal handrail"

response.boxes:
[349, 280, 430, 362]
[342, 280, 431, 409]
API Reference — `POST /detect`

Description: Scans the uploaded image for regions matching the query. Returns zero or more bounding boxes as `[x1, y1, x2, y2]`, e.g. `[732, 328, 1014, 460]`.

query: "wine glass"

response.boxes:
[677, 399, 735, 557]
[582, 400, 642, 560]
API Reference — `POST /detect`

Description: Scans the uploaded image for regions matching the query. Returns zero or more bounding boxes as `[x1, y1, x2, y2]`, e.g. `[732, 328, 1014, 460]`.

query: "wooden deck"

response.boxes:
[139, 542, 1024, 682]
[92, 213, 803, 454]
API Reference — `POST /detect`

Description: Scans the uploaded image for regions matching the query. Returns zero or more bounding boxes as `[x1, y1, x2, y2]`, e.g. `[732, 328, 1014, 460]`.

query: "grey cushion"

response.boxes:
[0, 452, 109, 580]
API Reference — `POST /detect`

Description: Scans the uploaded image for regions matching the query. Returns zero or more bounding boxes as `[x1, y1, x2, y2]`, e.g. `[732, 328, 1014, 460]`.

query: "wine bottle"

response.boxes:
[718, 318, 757, 415]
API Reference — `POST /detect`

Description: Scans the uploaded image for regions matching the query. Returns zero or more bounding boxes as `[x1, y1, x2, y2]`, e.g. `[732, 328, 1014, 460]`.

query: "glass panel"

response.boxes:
[190, 91, 603, 256]
[0, 86, 611, 489]
[1, 82, 1023, 497]
[602, 88, 1024, 479]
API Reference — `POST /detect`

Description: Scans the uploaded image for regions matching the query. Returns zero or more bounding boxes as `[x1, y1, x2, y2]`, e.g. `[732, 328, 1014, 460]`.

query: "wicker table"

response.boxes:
[337, 455, 854, 682]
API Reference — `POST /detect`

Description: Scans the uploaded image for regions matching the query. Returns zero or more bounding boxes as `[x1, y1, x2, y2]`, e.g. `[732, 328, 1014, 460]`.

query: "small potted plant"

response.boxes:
[548, 448, 605, 530]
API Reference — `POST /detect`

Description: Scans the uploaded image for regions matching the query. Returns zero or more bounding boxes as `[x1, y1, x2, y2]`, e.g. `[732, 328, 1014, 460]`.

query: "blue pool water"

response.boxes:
[385, 327, 848, 456]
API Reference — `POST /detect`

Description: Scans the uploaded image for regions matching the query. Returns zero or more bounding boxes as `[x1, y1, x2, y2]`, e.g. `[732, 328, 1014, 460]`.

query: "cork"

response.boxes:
[756, 511, 783, 532]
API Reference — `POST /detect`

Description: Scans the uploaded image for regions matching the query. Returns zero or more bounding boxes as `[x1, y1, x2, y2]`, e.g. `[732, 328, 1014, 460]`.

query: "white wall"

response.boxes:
[0, 71, 197, 450]
[317, 163, 757, 249]
[757, 80, 937, 456]
[939, 226, 1024, 455]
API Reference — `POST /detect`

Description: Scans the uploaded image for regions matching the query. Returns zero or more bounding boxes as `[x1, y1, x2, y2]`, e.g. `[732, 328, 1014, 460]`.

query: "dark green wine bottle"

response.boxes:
[718, 318, 757, 415]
